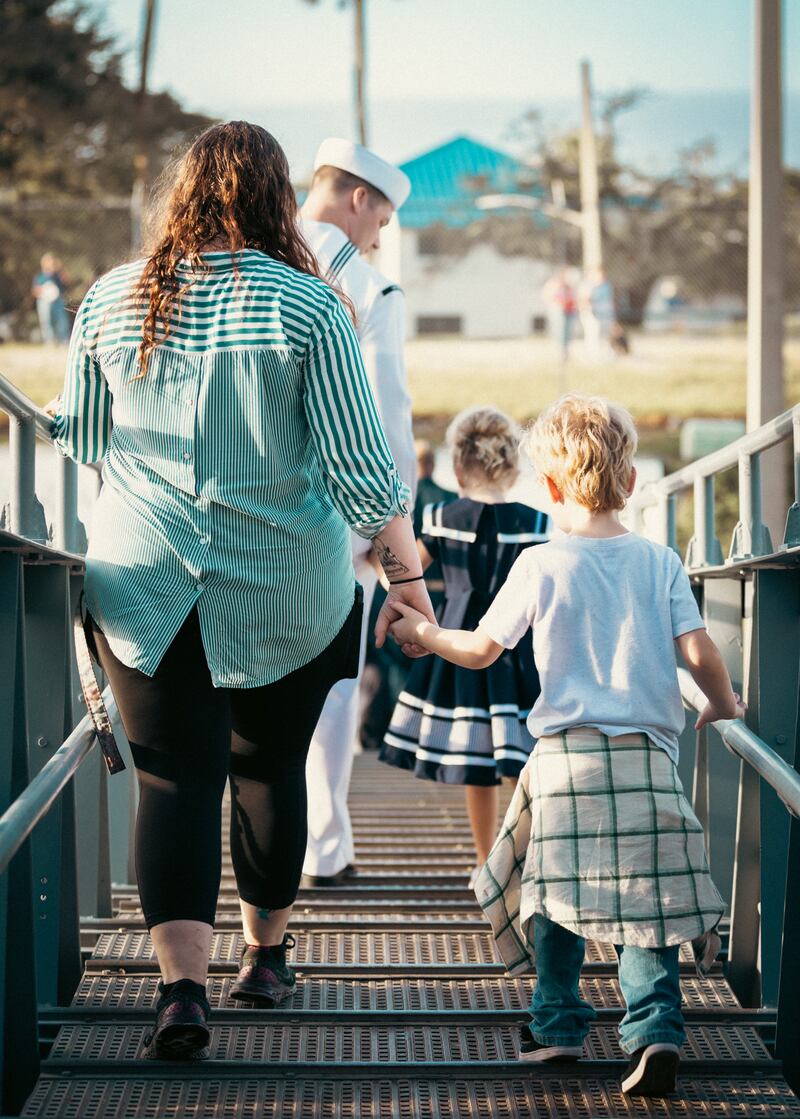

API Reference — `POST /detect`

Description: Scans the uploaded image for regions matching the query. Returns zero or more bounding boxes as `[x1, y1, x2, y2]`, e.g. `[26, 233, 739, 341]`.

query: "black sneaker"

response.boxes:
[621, 1043, 680, 1096]
[518, 1023, 583, 1062]
[229, 933, 297, 1005]
[142, 978, 210, 1061]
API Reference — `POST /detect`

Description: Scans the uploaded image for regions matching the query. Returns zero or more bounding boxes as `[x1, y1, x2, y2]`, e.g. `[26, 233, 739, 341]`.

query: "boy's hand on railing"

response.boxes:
[695, 692, 746, 730]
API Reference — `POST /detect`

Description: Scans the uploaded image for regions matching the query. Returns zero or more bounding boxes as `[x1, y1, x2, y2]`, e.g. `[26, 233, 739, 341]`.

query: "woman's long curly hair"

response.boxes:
[133, 121, 334, 377]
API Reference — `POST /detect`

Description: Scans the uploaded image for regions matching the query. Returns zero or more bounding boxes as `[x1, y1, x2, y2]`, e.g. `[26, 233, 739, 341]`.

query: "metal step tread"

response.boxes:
[112, 886, 485, 906]
[45, 1021, 772, 1065]
[21, 1072, 800, 1119]
[71, 973, 742, 1014]
[81, 915, 492, 938]
[87, 930, 705, 971]
[21, 752, 798, 1118]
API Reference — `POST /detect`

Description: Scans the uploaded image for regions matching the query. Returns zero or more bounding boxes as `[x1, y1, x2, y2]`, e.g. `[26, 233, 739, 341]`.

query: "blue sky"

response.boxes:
[93, 0, 800, 175]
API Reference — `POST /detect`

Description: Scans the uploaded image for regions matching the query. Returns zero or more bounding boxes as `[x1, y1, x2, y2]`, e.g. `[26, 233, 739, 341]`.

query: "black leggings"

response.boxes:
[91, 597, 361, 929]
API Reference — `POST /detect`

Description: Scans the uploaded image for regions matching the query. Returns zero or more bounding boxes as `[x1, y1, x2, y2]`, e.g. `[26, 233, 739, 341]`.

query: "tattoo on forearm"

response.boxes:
[372, 535, 410, 579]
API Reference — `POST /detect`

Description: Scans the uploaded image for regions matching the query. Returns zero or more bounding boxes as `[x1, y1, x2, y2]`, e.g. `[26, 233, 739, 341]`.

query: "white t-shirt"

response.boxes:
[479, 531, 705, 763]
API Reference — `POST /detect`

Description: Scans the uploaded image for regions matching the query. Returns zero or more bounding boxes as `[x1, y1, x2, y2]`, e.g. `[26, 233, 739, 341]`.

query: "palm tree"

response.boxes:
[302, 0, 369, 146]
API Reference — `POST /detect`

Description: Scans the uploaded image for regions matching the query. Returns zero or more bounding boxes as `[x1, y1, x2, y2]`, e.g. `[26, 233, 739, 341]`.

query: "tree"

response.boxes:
[458, 96, 800, 325]
[0, 0, 212, 322]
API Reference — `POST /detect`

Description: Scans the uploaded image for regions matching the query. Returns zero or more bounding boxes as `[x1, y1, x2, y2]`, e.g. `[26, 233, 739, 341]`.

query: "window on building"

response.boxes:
[416, 315, 463, 336]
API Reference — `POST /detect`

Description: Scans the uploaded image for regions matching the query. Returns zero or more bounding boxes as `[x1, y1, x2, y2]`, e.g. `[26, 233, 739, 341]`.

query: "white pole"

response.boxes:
[747, 0, 785, 542]
[579, 60, 603, 278]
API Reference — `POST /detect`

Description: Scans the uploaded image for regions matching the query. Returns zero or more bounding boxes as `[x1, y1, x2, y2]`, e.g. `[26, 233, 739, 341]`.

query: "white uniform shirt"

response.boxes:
[301, 219, 416, 556]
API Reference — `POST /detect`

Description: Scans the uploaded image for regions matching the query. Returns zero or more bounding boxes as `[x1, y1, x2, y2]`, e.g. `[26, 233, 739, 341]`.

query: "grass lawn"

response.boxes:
[2, 329, 799, 439]
[407, 330, 800, 439]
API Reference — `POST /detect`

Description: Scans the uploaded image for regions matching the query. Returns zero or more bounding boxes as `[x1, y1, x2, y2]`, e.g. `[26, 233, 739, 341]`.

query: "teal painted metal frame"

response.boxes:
[0, 373, 121, 1111]
[632, 402, 800, 1092]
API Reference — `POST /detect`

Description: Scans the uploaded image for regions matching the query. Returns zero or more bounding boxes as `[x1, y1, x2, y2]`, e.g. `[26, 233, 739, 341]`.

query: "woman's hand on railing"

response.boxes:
[695, 692, 747, 730]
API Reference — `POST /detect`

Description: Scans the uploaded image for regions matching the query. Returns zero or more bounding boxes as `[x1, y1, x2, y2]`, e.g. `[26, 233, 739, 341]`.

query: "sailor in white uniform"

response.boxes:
[300, 138, 416, 884]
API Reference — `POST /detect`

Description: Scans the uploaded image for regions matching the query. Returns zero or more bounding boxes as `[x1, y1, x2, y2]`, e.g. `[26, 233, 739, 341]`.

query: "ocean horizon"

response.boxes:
[228, 88, 800, 181]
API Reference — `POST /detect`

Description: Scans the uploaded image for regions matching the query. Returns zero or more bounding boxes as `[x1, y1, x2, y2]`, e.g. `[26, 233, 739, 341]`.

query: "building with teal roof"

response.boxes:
[398, 135, 541, 230]
[377, 135, 553, 339]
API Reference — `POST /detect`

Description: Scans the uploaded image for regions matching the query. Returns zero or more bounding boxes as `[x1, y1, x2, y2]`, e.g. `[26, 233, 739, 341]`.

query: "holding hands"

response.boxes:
[386, 599, 433, 652]
[370, 519, 436, 657]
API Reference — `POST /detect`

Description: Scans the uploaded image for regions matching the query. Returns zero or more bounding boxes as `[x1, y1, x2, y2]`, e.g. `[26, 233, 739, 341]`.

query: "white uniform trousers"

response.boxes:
[303, 554, 378, 877]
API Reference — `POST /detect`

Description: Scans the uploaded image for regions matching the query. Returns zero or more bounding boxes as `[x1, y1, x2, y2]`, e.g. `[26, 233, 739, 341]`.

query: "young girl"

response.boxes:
[385, 394, 743, 1099]
[379, 406, 549, 880]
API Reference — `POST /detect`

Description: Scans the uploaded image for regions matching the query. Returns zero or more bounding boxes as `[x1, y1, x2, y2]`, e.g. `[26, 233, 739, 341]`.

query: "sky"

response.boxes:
[93, 0, 800, 176]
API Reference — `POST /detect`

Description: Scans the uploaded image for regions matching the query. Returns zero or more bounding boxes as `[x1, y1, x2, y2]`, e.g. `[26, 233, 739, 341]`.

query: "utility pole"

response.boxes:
[579, 60, 603, 278]
[746, 0, 785, 542]
[353, 0, 368, 146]
[130, 0, 157, 255]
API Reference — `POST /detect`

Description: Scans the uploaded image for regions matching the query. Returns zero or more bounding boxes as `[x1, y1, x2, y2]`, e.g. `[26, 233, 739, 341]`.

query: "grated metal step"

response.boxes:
[85, 929, 710, 976]
[80, 913, 493, 940]
[111, 892, 485, 914]
[70, 971, 743, 1015]
[45, 1021, 773, 1065]
[20, 752, 799, 1118]
[22, 1073, 800, 1119]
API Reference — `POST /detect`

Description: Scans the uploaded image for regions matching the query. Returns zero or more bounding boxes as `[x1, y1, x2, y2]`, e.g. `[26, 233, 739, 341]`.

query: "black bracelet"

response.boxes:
[388, 574, 425, 586]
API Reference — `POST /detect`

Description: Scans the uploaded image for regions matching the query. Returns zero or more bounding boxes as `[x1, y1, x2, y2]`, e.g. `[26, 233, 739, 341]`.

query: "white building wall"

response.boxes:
[400, 233, 551, 340]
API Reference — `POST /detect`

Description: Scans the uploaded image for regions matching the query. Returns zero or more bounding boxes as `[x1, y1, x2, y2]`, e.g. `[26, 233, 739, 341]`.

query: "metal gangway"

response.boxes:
[1, 374, 799, 1117]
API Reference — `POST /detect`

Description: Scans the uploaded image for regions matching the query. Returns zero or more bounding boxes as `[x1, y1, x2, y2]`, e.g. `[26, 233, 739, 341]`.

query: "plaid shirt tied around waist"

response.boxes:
[475, 728, 726, 975]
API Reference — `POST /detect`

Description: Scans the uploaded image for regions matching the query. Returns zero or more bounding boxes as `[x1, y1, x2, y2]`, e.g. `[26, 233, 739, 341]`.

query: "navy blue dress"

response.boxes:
[380, 498, 548, 787]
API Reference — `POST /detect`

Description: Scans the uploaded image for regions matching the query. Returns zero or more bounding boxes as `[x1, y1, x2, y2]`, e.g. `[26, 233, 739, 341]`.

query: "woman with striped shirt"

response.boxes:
[53, 121, 433, 1059]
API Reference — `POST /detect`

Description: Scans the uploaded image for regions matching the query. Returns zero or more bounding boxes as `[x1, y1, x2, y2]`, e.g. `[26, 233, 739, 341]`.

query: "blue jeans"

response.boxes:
[529, 915, 686, 1054]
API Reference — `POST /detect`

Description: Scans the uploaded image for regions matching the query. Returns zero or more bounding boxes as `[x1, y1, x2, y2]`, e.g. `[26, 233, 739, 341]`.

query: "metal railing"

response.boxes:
[631, 404, 800, 1092]
[0, 377, 99, 554]
[631, 402, 800, 564]
[0, 691, 118, 877]
[0, 372, 135, 1112]
[678, 669, 800, 819]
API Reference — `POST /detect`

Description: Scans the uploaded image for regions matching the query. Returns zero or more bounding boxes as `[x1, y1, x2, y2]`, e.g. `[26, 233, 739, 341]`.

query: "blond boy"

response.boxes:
[385, 394, 744, 1098]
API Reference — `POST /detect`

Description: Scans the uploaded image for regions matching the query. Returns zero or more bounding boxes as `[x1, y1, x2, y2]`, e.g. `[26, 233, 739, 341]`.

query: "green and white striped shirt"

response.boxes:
[53, 250, 409, 686]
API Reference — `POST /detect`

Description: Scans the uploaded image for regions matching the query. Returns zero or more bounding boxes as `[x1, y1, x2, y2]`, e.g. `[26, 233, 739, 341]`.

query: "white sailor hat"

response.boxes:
[313, 137, 411, 210]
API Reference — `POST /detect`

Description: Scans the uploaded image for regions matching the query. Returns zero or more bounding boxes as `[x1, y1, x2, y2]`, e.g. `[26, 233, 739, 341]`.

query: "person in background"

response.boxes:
[380, 407, 549, 884]
[610, 320, 630, 357]
[542, 269, 577, 363]
[300, 137, 417, 887]
[412, 438, 456, 602]
[360, 440, 456, 751]
[579, 267, 615, 358]
[51, 121, 432, 1060]
[387, 393, 741, 1099]
[32, 253, 70, 344]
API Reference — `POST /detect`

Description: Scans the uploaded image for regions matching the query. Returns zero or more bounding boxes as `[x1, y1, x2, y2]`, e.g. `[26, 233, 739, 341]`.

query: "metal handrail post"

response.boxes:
[692, 725, 710, 832]
[731, 452, 773, 560]
[8, 415, 46, 545]
[657, 492, 677, 553]
[782, 411, 800, 547]
[54, 455, 84, 555]
[687, 476, 724, 569]
[0, 554, 40, 1111]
